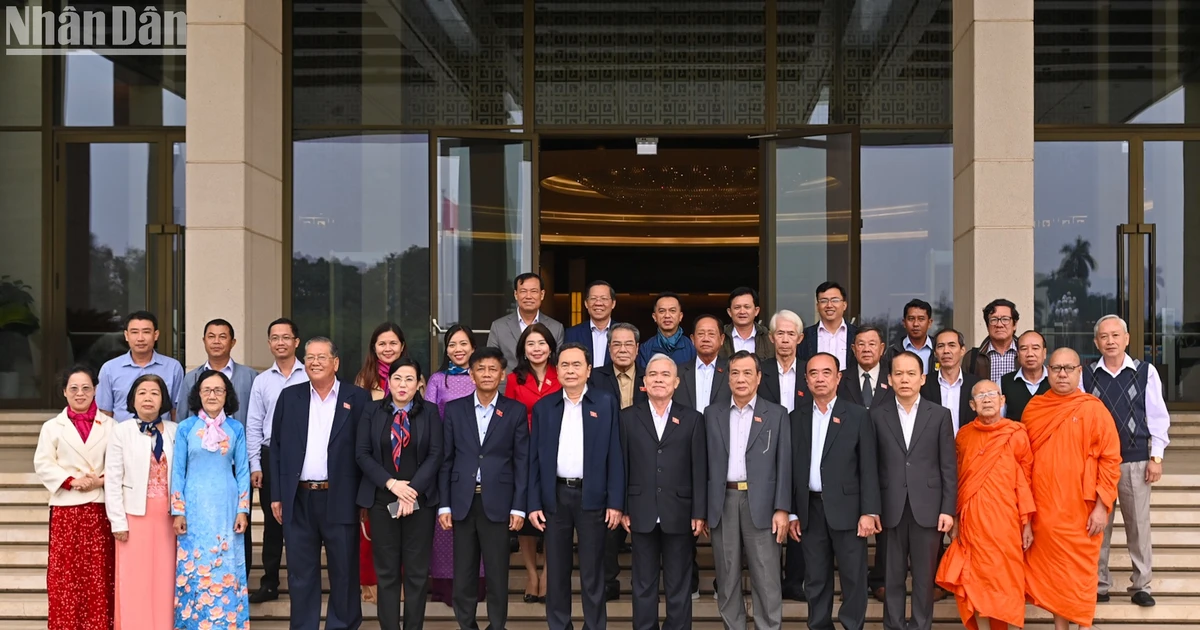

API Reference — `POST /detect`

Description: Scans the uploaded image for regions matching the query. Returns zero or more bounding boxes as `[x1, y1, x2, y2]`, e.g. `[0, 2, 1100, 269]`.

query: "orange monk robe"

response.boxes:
[1022, 389, 1121, 627]
[936, 419, 1035, 630]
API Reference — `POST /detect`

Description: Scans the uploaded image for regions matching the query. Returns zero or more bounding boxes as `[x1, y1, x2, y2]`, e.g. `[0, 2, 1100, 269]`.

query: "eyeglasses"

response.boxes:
[200, 387, 226, 397]
[988, 316, 1015, 326]
[305, 354, 334, 364]
[586, 296, 612, 304]
[269, 335, 295, 343]
[609, 341, 637, 350]
[1048, 364, 1079, 374]
[817, 298, 844, 305]
[66, 386, 94, 395]
[973, 391, 1001, 400]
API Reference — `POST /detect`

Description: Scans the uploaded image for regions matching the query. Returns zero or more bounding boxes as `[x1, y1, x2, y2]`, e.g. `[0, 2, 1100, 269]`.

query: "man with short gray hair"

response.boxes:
[1086, 314, 1170, 607]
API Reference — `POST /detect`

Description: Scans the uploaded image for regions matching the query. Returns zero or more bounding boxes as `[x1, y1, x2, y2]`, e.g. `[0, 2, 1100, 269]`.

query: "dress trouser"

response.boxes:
[604, 526, 627, 593]
[1098, 459, 1154, 595]
[783, 535, 805, 594]
[370, 499, 435, 630]
[883, 500, 941, 630]
[868, 533, 886, 592]
[631, 525, 695, 630]
[258, 444, 284, 589]
[711, 488, 782, 630]
[283, 487, 362, 630]
[453, 494, 513, 630]
[545, 483, 608, 630]
[802, 493, 868, 630]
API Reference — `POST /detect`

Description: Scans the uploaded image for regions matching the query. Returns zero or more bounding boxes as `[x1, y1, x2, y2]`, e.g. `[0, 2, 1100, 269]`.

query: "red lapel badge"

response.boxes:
[342, 402, 351, 409]
[495, 409, 503, 417]
[717, 368, 724, 373]
[879, 383, 888, 390]
[589, 410, 598, 418]
[639, 386, 646, 392]
[797, 390, 805, 397]
[833, 417, 841, 424]
[754, 416, 762, 423]
[671, 417, 680, 425]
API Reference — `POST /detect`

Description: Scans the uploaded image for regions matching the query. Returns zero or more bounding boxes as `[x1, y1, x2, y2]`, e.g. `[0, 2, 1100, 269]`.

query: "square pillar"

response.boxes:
[185, 0, 284, 370]
[952, 0, 1035, 345]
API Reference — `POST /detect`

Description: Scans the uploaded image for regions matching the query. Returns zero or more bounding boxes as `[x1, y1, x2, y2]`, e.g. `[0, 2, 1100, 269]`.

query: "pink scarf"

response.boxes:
[199, 409, 229, 453]
[377, 360, 391, 395]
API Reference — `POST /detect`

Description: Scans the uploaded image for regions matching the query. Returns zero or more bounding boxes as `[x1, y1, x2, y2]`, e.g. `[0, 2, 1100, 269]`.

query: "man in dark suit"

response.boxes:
[620, 353, 707, 630]
[675, 314, 730, 413]
[919, 328, 981, 434]
[705, 350, 791, 630]
[797, 281, 858, 372]
[789, 352, 881, 630]
[269, 336, 370, 630]
[873, 351, 957, 630]
[838, 325, 894, 410]
[528, 342, 624, 630]
[998, 329, 1049, 421]
[564, 280, 618, 367]
[438, 346, 529, 630]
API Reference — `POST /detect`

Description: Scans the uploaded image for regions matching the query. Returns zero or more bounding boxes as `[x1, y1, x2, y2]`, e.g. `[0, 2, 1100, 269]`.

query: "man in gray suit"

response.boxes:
[705, 350, 791, 630]
[486, 272, 565, 371]
[873, 351, 956, 630]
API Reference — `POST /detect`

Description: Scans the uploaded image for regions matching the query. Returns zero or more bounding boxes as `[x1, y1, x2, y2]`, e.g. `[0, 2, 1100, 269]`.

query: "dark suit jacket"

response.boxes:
[790, 398, 881, 531]
[837, 366, 896, 409]
[356, 399, 443, 510]
[798, 321, 858, 374]
[704, 397, 791, 530]
[758, 358, 809, 412]
[439, 394, 529, 523]
[587, 364, 649, 409]
[883, 340, 936, 376]
[998, 370, 1050, 422]
[565, 321, 613, 366]
[528, 388, 624, 514]
[673, 357, 730, 413]
[620, 401, 707, 535]
[270, 380, 370, 526]
[872, 398, 957, 530]
[919, 370, 981, 430]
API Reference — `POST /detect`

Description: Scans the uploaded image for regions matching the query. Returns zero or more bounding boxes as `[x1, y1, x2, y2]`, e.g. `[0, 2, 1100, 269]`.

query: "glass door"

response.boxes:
[431, 134, 535, 366]
[762, 131, 858, 319]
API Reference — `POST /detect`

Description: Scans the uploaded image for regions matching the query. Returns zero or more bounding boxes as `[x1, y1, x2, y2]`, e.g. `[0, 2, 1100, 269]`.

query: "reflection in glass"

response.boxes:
[63, 143, 157, 373]
[1143, 142, 1200, 403]
[292, 0, 523, 127]
[859, 133, 952, 340]
[0, 133, 43, 399]
[0, 52, 42, 126]
[534, 0, 766, 126]
[291, 133, 431, 374]
[61, 49, 185, 126]
[437, 138, 532, 339]
[1033, 142, 1128, 360]
[773, 134, 853, 318]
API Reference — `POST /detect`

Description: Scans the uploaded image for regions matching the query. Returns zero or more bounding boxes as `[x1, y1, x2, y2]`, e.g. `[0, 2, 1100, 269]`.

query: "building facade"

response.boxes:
[2, 0, 1198, 408]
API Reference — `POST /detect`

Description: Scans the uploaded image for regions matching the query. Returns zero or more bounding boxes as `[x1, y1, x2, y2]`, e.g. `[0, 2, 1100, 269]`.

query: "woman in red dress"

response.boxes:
[504, 322, 561, 603]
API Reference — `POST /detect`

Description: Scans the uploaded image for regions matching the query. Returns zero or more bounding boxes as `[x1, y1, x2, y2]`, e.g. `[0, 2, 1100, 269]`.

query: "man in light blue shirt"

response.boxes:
[95, 310, 185, 421]
[177, 318, 258, 420]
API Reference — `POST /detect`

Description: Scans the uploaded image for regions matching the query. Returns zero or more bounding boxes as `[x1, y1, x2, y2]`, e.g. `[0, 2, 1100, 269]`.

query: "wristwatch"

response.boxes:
[1151, 456, 1163, 464]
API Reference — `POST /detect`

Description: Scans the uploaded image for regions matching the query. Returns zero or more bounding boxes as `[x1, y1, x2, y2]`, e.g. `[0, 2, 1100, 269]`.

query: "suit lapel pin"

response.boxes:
[754, 416, 762, 423]
[342, 402, 351, 409]
[495, 409, 503, 417]
[879, 383, 888, 390]
[717, 368, 724, 373]
[589, 410, 598, 418]
[797, 390, 805, 397]
[639, 386, 646, 392]
[833, 417, 841, 424]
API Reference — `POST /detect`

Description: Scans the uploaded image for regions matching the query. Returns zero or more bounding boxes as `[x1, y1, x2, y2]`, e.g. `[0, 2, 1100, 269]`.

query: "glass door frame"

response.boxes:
[427, 130, 539, 366]
[759, 127, 862, 320]
[47, 130, 186, 405]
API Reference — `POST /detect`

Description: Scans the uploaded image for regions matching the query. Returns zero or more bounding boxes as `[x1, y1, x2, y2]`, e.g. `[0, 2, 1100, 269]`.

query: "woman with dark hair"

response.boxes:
[170, 370, 251, 629]
[35, 365, 115, 630]
[105, 374, 177, 629]
[423, 324, 484, 604]
[504, 322, 561, 602]
[356, 357, 443, 630]
[354, 321, 408, 602]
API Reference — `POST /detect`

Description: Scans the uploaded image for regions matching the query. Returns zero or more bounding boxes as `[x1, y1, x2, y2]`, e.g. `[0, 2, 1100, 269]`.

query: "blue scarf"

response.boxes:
[138, 420, 164, 462]
[446, 365, 469, 376]
[656, 329, 683, 353]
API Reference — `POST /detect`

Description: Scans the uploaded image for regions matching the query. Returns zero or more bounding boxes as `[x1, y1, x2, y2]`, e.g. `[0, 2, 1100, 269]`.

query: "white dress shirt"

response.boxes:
[695, 357, 717, 409]
[726, 397, 756, 482]
[937, 369, 964, 435]
[590, 319, 611, 367]
[300, 381, 340, 481]
[778, 359, 799, 413]
[817, 320, 849, 364]
[1087, 354, 1172, 458]
[809, 398, 835, 492]
[518, 312, 541, 334]
[556, 388, 587, 478]
[857, 364, 882, 402]
[651, 401, 672, 440]
[1016, 366, 1049, 395]
[246, 360, 309, 473]
[732, 328, 756, 354]
[897, 398, 918, 449]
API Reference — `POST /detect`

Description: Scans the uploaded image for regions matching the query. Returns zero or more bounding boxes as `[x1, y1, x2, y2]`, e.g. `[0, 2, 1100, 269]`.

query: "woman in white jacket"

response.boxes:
[105, 374, 178, 630]
[33, 365, 115, 630]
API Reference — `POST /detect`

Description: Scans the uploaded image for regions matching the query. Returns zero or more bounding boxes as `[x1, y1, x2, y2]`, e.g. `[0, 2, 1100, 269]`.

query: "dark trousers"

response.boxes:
[545, 484, 607, 630]
[868, 532, 886, 591]
[604, 526, 627, 593]
[258, 444, 284, 589]
[883, 501, 941, 630]
[283, 487, 361, 630]
[802, 494, 867, 630]
[783, 536, 805, 594]
[453, 494, 512, 630]
[631, 525, 695, 630]
[370, 499, 436, 630]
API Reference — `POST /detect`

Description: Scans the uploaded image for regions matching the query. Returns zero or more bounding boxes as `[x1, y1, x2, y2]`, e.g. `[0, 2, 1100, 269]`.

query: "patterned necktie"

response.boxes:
[391, 409, 411, 469]
[862, 373, 873, 409]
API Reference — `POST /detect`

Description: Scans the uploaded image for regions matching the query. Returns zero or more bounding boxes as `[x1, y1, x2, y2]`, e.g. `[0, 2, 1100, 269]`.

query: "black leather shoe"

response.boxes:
[1096, 593, 1111, 603]
[605, 586, 620, 601]
[249, 586, 278, 603]
[782, 586, 806, 602]
[1131, 591, 1156, 607]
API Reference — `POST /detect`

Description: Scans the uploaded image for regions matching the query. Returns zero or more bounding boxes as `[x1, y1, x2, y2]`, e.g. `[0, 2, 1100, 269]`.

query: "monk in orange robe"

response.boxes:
[1022, 348, 1121, 630]
[936, 379, 1035, 630]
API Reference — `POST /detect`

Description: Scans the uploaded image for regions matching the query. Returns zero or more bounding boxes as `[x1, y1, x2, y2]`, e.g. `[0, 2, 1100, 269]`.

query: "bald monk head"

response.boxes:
[1047, 348, 1083, 395]
[968, 379, 1005, 424]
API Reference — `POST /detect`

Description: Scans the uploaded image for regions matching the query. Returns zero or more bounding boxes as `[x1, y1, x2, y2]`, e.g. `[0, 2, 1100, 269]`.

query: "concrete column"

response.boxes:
[952, 0, 1035, 345]
[185, 0, 284, 370]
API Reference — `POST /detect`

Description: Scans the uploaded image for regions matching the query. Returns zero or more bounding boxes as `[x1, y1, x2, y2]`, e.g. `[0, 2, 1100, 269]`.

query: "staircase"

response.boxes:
[4, 409, 1200, 629]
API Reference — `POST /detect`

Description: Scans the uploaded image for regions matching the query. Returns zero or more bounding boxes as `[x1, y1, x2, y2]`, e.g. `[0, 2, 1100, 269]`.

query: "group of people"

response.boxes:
[33, 273, 1169, 630]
